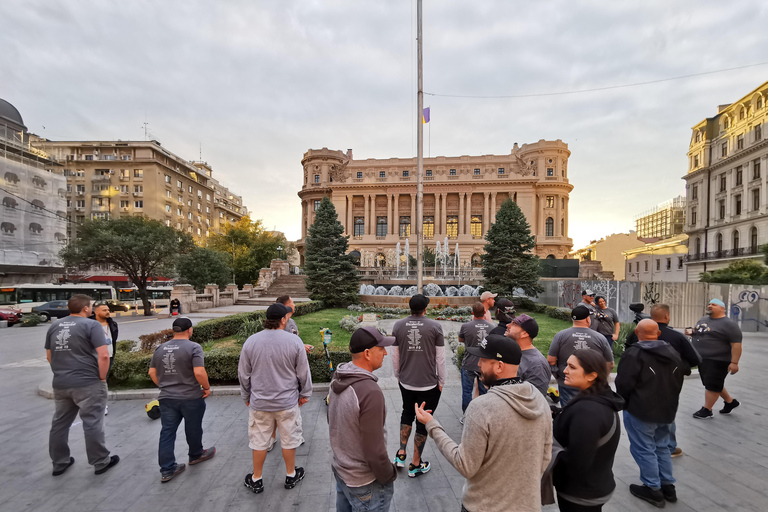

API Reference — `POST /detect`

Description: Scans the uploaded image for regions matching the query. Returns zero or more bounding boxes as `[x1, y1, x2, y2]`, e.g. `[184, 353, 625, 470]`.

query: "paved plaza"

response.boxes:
[1, 326, 767, 511]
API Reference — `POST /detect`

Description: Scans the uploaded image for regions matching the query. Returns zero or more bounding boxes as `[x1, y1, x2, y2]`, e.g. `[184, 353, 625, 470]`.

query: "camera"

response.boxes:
[629, 302, 650, 325]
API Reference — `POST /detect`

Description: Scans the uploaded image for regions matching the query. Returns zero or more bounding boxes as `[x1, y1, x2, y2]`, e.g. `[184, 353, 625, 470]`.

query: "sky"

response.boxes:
[2, 0, 768, 249]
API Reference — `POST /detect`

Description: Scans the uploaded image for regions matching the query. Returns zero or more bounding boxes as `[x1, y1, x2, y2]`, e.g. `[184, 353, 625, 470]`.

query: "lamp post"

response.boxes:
[277, 245, 284, 260]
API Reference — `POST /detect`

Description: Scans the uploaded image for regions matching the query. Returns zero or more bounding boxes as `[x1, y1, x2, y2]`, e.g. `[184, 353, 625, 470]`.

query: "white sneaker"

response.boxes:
[105, 405, 108, 416]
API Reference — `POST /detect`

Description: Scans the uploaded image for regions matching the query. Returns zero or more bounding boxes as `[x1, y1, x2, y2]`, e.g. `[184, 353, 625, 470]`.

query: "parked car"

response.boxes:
[0, 307, 22, 326]
[102, 299, 131, 312]
[31, 301, 70, 321]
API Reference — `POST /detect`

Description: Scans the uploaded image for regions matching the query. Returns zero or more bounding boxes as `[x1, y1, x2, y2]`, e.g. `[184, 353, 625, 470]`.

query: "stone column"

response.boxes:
[466, 193, 472, 234]
[555, 194, 562, 236]
[346, 195, 353, 236]
[483, 192, 490, 234]
[301, 201, 307, 239]
[370, 193, 376, 235]
[441, 193, 447, 235]
[459, 192, 465, 235]
[435, 193, 441, 235]
[363, 194, 370, 236]
[394, 193, 400, 236]
[491, 192, 497, 224]
[387, 193, 392, 236]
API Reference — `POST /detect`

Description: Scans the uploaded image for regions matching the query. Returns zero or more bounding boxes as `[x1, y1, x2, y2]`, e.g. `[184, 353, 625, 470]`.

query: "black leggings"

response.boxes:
[399, 384, 441, 436]
[557, 496, 602, 512]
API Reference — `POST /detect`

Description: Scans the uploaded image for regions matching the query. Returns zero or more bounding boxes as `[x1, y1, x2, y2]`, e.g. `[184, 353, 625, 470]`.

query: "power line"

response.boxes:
[424, 61, 768, 99]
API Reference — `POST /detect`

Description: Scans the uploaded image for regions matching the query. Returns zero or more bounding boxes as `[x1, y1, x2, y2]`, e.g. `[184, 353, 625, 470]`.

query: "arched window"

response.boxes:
[446, 216, 458, 238]
[560, 218, 564, 236]
[546, 254, 556, 259]
[695, 237, 701, 256]
[348, 250, 361, 266]
[422, 216, 434, 240]
[716, 233, 723, 255]
[545, 217, 554, 237]
[751, 227, 758, 252]
[724, 117, 730, 129]
[471, 253, 482, 267]
[354, 217, 364, 237]
[740, 107, 746, 120]
[758, 96, 764, 110]
[733, 230, 740, 250]
[695, 131, 702, 143]
[470, 215, 482, 238]
[376, 216, 387, 237]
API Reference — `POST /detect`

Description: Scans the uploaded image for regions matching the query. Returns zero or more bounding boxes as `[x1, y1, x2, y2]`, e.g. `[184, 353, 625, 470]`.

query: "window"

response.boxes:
[695, 131, 702, 143]
[188, 199, 193, 207]
[119, 200, 129, 208]
[314, 174, 320, 183]
[134, 201, 143, 208]
[188, 186, 193, 193]
[724, 117, 730, 129]
[357, 172, 363, 179]
[165, 220, 171, 227]
[379, 171, 386, 178]
[733, 230, 740, 249]
[178, 195, 183, 203]
[717, 233, 723, 253]
[403, 170, 409, 177]
[691, 184, 698, 200]
[561, 218, 564, 235]
[759, 97, 764, 110]
[197, 203, 201, 211]
[313, 200, 321, 211]
[497, 168, 505, 175]
[165, 190, 171, 198]
[720, 174, 727, 191]
[165, 205, 171, 213]
[376, 217, 387, 237]
[206, 194, 211, 201]
[197, 191, 202, 199]
[118, 185, 128, 194]
[751, 227, 758, 250]
[757, 124, 762, 141]
[719, 200, 725, 219]
[547, 168, 554, 176]
[740, 108, 746, 120]
[471, 216, 482, 238]
[206, 206, 210, 213]
[753, 188, 760, 210]
[754, 159, 761, 180]
[735, 195, 742, 215]
[656, 259, 660, 271]
[399, 216, 411, 237]
[426, 170, 432, 177]
[666, 258, 671, 271]
[736, 166, 743, 185]
[737, 134, 744, 149]
[177, 208, 182, 216]
[678, 257, 683, 270]
[474, 168, 480, 175]
[423, 216, 434, 239]
[545, 217, 554, 237]
[546, 196, 555, 208]
[644, 261, 648, 272]
[188, 212, 192, 220]
[693, 155, 699, 168]
[354, 217, 364, 237]
[66, 199, 71, 208]
[695, 237, 701, 255]
[721, 142, 728, 157]
[446, 216, 458, 238]
[177, 180, 183, 189]
[449, 169, 456, 176]
[133, 185, 143, 193]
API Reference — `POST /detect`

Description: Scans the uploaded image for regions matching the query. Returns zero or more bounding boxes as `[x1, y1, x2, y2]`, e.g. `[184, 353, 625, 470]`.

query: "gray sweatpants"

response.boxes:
[49, 381, 111, 471]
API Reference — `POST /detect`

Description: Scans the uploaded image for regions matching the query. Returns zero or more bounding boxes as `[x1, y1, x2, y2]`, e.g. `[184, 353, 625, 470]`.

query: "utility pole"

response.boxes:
[416, 0, 424, 294]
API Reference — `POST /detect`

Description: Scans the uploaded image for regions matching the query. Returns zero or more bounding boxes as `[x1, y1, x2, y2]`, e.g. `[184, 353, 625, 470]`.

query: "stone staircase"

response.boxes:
[237, 275, 309, 305]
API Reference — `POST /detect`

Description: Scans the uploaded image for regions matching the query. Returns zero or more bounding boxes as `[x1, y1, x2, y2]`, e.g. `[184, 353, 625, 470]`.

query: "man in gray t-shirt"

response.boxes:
[149, 317, 215, 482]
[45, 294, 118, 476]
[505, 314, 551, 397]
[458, 303, 494, 412]
[547, 305, 614, 407]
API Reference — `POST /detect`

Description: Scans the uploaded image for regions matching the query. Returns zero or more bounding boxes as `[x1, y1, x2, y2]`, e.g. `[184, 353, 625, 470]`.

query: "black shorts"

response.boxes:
[699, 359, 730, 392]
[399, 384, 441, 436]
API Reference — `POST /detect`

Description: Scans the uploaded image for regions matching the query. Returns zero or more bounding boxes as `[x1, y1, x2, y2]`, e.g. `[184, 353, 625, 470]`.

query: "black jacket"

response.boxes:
[89, 314, 118, 356]
[489, 321, 509, 336]
[553, 388, 625, 500]
[615, 339, 683, 423]
[658, 323, 701, 375]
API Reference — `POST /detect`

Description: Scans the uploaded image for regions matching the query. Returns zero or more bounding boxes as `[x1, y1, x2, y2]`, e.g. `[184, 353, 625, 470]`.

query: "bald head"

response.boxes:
[635, 319, 660, 341]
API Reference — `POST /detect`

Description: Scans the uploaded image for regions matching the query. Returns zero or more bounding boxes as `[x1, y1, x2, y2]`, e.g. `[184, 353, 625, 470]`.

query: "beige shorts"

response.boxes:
[248, 405, 303, 450]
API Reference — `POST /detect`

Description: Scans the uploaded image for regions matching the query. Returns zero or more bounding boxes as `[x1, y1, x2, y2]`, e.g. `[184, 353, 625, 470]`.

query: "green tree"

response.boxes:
[481, 198, 543, 296]
[60, 217, 194, 315]
[176, 247, 233, 292]
[207, 215, 285, 287]
[700, 259, 768, 285]
[422, 246, 436, 267]
[304, 196, 359, 306]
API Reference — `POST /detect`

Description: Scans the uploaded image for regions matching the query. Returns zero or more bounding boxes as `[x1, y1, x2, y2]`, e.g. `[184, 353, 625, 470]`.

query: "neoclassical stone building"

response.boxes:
[296, 140, 573, 266]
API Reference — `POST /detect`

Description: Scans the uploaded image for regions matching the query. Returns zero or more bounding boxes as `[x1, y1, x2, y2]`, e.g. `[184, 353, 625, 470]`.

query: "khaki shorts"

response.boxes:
[248, 405, 303, 450]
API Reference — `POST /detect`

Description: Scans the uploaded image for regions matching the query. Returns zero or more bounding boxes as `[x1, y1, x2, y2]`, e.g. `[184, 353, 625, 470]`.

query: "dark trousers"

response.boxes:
[158, 397, 206, 474]
[399, 384, 441, 436]
[557, 496, 602, 512]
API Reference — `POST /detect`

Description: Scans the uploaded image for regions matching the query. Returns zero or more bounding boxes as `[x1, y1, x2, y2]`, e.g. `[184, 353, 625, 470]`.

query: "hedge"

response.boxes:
[512, 296, 571, 323]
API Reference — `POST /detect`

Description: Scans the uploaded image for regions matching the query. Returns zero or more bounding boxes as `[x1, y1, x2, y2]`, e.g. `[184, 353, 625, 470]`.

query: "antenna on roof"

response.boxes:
[199, 142, 202, 161]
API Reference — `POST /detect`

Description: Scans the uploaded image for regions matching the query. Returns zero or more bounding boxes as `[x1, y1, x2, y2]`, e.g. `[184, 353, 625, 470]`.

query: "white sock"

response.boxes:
[253, 474, 262, 481]
[287, 470, 296, 478]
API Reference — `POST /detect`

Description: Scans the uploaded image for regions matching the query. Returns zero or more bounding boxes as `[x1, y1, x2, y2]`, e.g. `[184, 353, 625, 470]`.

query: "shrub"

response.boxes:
[139, 329, 174, 353]
[544, 306, 572, 323]
[308, 349, 353, 382]
[109, 351, 153, 385]
[20, 313, 46, 327]
[339, 315, 361, 333]
[116, 340, 134, 352]
[202, 347, 242, 382]
[236, 318, 263, 344]
[512, 296, 537, 311]
[453, 345, 465, 370]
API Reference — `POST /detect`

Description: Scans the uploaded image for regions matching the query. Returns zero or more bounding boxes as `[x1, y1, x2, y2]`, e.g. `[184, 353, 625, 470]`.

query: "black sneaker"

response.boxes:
[393, 452, 406, 469]
[285, 467, 305, 489]
[189, 447, 216, 465]
[629, 484, 665, 508]
[692, 406, 713, 419]
[408, 461, 431, 478]
[244, 473, 264, 494]
[661, 484, 677, 502]
[161, 463, 186, 483]
[94, 455, 120, 475]
[52, 457, 75, 476]
[720, 399, 740, 414]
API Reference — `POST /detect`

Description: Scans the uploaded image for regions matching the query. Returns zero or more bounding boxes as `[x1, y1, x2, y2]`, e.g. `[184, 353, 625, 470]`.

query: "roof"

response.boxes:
[0, 98, 26, 130]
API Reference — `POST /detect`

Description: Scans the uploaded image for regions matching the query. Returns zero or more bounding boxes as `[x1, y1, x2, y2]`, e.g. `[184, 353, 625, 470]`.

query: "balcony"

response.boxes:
[685, 246, 760, 262]
[92, 175, 111, 181]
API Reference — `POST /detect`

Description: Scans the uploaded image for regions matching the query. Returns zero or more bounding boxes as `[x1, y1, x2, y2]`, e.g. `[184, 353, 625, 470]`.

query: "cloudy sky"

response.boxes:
[2, 0, 767, 249]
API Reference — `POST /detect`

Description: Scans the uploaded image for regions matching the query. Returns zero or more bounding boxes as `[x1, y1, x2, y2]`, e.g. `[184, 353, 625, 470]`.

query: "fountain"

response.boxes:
[395, 242, 401, 277]
[445, 286, 459, 296]
[404, 239, 410, 277]
[374, 286, 388, 295]
[443, 236, 449, 278]
[387, 285, 403, 296]
[434, 240, 441, 277]
[458, 285, 476, 296]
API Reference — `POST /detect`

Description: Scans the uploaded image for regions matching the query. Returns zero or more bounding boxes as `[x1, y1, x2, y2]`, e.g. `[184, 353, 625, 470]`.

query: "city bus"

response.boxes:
[0, 284, 117, 313]
[116, 286, 173, 308]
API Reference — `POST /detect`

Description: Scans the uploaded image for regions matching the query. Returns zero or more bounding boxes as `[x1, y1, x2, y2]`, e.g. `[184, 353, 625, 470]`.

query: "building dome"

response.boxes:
[0, 98, 26, 131]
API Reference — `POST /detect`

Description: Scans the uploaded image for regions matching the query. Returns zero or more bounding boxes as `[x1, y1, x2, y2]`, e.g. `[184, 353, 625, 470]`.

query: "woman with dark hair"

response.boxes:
[552, 349, 624, 511]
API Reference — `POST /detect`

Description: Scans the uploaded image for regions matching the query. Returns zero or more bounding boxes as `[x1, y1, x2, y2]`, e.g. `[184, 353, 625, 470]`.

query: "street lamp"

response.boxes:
[276, 245, 284, 260]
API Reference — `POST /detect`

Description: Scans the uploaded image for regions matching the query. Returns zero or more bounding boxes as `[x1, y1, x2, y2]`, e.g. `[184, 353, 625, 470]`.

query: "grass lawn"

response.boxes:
[294, 308, 354, 348]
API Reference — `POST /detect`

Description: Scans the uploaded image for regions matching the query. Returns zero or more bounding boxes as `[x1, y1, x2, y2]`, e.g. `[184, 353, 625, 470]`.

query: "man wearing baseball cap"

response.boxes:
[488, 298, 515, 336]
[479, 291, 497, 322]
[328, 327, 397, 511]
[239, 303, 313, 494]
[691, 298, 742, 419]
[547, 305, 614, 406]
[578, 289, 599, 331]
[415, 334, 551, 512]
[148, 317, 215, 482]
[505, 314, 551, 396]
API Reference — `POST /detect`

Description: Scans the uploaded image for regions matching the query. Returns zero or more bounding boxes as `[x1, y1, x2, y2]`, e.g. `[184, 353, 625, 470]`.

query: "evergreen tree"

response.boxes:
[304, 196, 359, 306]
[481, 198, 543, 297]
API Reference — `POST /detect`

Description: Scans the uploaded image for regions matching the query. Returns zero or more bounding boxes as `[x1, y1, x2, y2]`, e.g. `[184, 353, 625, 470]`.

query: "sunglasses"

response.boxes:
[92, 301, 108, 307]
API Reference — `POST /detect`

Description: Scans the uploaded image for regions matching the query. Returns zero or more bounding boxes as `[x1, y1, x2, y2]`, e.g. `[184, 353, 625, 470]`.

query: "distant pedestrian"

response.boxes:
[328, 327, 398, 512]
[480, 291, 497, 322]
[488, 298, 515, 336]
[148, 317, 216, 482]
[550, 349, 624, 512]
[239, 303, 313, 494]
[691, 298, 742, 419]
[169, 297, 181, 315]
[505, 314, 551, 396]
[415, 334, 551, 512]
[391, 294, 445, 477]
[458, 302, 494, 415]
[45, 294, 119, 476]
[593, 296, 620, 347]
[547, 306, 614, 406]
[578, 289, 599, 328]
[276, 295, 313, 353]
[91, 301, 118, 416]
[616, 319, 684, 507]
[650, 304, 701, 458]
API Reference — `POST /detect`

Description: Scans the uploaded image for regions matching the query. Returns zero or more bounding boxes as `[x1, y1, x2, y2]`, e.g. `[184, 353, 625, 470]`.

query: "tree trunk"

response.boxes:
[137, 287, 153, 316]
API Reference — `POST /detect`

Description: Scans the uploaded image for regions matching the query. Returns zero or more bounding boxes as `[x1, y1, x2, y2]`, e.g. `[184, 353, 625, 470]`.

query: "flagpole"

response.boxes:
[416, 0, 424, 294]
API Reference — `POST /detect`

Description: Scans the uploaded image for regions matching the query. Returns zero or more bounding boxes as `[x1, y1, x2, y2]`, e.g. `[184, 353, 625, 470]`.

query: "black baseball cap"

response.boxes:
[495, 298, 515, 314]
[466, 334, 522, 365]
[266, 303, 291, 320]
[513, 314, 539, 339]
[349, 327, 396, 354]
[571, 305, 590, 321]
[172, 317, 193, 332]
[409, 294, 430, 311]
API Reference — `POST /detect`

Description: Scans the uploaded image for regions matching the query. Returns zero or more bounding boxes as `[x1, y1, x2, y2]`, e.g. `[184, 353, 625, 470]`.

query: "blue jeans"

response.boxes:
[335, 472, 394, 512]
[623, 411, 675, 489]
[668, 421, 677, 451]
[558, 382, 578, 407]
[461, 368, 487, 413]
[158, 397, 206, 474]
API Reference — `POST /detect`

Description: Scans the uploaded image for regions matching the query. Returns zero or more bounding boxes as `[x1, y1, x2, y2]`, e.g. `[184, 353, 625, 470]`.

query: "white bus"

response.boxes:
[116, 286, 173, 308]
[0, 284, 117, 313]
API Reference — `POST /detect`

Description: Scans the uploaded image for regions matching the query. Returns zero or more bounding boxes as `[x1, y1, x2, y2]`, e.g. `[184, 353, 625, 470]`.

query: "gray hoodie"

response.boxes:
[327, 362, 397, 487]
[426, 382, 552, 512]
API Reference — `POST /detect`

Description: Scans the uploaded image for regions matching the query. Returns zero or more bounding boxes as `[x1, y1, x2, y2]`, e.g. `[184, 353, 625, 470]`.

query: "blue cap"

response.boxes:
[709, 298, 725, 308]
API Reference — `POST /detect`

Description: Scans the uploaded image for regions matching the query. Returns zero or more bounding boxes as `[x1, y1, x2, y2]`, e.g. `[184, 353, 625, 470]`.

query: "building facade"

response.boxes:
[623, 234, 689, 283]
[296, 140, 573, 266]
[635, 196, 686, 242]
[31, 140, 247, 241]
[684, 81, 768, 281]
[0, 99, 67, 284]
[570, 232, 645, 281]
